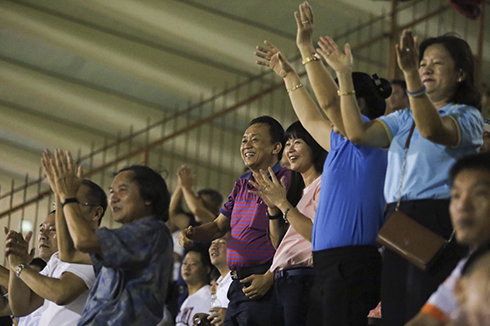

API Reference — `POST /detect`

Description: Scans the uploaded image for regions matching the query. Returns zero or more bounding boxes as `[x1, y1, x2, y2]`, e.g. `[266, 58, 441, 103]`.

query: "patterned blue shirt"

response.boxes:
[78, 216, 173, 326]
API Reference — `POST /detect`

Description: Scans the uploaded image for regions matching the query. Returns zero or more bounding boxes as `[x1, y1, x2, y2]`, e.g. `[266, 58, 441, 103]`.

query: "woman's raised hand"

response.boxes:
[295, 1, 315, 51]
[396, 29, 419, 75]
[317, 36, 353, 74]
[255, 41, 294, 78]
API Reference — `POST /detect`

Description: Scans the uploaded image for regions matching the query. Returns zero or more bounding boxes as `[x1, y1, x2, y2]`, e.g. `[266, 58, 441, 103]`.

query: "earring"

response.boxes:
[457, 78, 462, 82]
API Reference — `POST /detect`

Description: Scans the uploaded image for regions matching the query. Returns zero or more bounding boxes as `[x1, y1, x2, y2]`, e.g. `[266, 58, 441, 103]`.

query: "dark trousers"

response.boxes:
[272, 270, 318, 326]
[311, 246, 382, 326]
[224, 278, 273, 326]
[381, 200, 466, 326]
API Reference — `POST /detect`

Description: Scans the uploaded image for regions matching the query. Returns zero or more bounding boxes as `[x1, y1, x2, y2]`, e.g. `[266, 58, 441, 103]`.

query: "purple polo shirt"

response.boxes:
[220, 162, 290, 270]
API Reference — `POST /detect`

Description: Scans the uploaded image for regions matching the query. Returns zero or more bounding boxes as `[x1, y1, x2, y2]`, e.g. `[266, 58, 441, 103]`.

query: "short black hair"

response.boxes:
[285, 121, 327, 174]
[449, 152, 490, 184]
[116, 165, 171, 222]
[419, 34, 481, 110]
[197, 189, 223, 209]
[186, 243, 212, 269]
[82, 179, 108, 225]
[249, 115, 285, 159]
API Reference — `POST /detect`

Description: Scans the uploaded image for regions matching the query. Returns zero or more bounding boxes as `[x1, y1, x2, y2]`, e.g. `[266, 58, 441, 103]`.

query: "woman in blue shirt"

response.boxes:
[319, 30, 483, 326]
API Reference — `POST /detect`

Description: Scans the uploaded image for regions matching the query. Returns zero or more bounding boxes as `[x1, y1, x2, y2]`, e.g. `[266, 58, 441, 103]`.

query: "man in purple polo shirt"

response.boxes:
[179, 115, 289, 326]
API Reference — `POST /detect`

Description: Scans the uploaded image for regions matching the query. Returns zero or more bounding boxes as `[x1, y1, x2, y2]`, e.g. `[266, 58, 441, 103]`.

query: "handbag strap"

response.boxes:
[394, 122, 457, 244]
[395, 123, 416, 211]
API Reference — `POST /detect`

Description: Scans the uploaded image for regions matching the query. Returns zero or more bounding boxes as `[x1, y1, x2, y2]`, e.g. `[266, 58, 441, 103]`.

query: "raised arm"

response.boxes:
[178, 165, 216, 224]
[255, 42, 333, 151]
[317, 36, 390, 148]
[54, 196, 92, 264]
[397, 30, 459, 146]
[295, 2, 342, 132]
[43, 150, 101, 255]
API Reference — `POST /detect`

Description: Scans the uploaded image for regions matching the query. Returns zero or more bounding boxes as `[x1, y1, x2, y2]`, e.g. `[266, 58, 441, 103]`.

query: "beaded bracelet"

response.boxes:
[287, 84, 304, 93]
[406, 85, 426, 97]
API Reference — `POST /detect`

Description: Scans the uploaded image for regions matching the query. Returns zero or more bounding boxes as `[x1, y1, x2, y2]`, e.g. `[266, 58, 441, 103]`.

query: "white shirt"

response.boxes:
[17, 306, 43, 326]
[215, 272, 232, 308]
[175, 285, 211, 326]
[38, 252, 95, 326]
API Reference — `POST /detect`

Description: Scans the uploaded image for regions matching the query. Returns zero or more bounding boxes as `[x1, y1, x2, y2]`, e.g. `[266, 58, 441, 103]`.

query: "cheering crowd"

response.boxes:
[1, 2, 490, 326]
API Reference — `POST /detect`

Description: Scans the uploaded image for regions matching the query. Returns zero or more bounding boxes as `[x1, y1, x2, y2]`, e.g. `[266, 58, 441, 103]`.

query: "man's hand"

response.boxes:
[193, 313, 211, 326]
[241, 271, 273, 300]
[178, 226, 195, 249]
[209, 307, 226, 325]
[178, 164, 195, 190]
[42, 149, 82, 202]
[5, 230, 34, 270]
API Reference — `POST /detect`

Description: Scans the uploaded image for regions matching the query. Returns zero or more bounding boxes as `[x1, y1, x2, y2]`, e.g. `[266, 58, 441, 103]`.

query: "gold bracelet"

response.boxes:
[337, 90, 356, 96]
[287, 84, 304, 93]
[301, 54, 320, 65]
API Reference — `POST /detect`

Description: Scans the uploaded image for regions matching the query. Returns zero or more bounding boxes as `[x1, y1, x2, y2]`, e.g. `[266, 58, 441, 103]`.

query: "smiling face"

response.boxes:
[284, 137, 314, 174]
[209, 238, 227, 268]
[38, 212, 58, 262]
[240, 123, 281, 173]
[419, 43, 463, 107]
[450, 169, 490, 250]
[109, 170, 153, 224]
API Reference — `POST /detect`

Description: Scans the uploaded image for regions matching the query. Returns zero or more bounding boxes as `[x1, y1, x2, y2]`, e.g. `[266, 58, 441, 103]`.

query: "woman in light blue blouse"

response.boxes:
[318, 30, 483, 326]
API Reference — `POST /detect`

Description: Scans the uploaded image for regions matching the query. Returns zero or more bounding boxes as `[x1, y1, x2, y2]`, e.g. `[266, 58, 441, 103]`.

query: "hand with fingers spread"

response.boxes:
[317, 36, 353, 74]
[5, 230, 35, 269]
[295, 1, 315, 52]
[255, 41, 294, 79]
[396, 29, 419, 75]
[249, 167, 288, 211]
[178, 164, 195, 190]
[42, 149, 83, 202]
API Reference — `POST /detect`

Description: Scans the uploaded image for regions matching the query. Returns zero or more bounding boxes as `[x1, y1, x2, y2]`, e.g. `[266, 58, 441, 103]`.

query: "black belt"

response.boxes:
[274, 267, 315, 279]
[230, 262, 271, 280]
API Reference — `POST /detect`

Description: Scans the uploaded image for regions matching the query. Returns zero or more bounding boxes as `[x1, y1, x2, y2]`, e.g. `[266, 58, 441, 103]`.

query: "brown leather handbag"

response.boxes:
[376, 123, 454, 271]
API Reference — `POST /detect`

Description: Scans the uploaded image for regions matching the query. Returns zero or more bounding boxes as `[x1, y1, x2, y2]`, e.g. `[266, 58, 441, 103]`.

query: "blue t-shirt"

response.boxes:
[377, 103, 483, 203]
[312, 125, 387, 251]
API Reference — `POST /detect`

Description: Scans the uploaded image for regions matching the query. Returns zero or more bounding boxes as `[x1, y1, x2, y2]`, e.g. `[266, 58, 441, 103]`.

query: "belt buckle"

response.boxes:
[275, 270, 286, 279]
